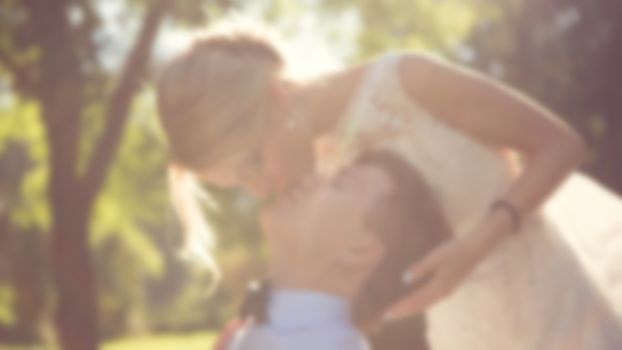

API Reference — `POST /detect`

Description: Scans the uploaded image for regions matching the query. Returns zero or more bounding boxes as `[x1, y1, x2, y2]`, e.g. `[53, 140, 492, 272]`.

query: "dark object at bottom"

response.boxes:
[369, 315, 429, 350]
[239, 279, 272, 324]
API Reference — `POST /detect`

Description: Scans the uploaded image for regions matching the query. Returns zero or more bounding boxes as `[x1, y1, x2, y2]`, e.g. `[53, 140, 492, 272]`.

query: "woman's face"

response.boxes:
[259, 163, 393, 253]
[197, 114, 315, 199]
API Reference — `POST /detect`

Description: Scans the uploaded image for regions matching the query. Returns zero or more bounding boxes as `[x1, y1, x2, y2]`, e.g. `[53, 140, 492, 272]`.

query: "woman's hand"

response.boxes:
[384, 219, 506, 320]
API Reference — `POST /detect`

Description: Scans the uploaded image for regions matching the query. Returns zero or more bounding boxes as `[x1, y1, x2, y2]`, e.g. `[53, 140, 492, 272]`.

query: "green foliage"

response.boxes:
[261, 0, 304, 22]
[102, 331, 215, 350]
[0, 282, 16, 326]
[88, 90, 166, 265]
[319, 0, 486, 60]
[0, 331, 215, 350]
[0, 98, 49, 232]
[90, 92, 173, 335]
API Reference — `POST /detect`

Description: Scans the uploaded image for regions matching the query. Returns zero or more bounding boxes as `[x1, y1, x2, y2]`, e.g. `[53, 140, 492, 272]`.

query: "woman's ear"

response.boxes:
[337, 235, 385, 269]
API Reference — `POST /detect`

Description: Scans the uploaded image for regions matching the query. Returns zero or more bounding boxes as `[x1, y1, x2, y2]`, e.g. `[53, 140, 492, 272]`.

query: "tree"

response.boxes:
[0, 0, 167, 348]
[466, 0, 622, 194]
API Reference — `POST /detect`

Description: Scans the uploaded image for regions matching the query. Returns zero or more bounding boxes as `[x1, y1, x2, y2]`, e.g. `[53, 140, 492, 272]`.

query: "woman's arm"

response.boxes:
[384, 53, 586, 319]
[400, 52, 586, 220]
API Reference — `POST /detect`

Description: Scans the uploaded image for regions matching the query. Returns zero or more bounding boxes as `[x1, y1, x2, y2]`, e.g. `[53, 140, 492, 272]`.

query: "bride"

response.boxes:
[155, 20, 622, 348]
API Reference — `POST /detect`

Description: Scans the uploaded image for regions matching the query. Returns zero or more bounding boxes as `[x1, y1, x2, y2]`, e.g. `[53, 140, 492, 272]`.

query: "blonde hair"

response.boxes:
[157, 20, 285, 168]
[156, 19, 286, 277]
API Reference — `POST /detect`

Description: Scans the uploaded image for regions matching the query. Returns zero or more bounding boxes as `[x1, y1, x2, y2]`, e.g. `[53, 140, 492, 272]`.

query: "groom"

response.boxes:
[218, 150, 452, 350]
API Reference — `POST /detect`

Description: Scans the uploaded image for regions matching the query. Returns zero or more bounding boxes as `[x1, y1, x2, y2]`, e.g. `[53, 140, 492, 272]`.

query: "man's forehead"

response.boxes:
[340, 163, 393, 196]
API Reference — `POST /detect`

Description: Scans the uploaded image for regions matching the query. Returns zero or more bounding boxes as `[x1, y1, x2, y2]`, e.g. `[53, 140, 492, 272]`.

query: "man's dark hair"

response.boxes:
[351, 149, 453, 328]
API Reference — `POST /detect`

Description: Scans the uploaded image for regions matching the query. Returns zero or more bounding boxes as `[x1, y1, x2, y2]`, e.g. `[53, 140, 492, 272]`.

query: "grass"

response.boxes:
[0, 331, 216, 350]
[103, 331, 216, 350]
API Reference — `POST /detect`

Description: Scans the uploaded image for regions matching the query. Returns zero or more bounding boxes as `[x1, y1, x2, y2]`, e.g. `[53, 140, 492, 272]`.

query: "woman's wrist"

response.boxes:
[471, 206, 518, 253]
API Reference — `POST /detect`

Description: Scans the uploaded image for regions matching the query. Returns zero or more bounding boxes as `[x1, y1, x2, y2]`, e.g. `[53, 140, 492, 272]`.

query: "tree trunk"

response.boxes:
[35, 0, 167, 347]
[49, 192, 98, 350]
[589, 0, 622, 195]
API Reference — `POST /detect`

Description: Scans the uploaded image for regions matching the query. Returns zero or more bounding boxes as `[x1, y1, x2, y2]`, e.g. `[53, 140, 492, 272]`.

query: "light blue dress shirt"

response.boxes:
[228, 289, 370, 350]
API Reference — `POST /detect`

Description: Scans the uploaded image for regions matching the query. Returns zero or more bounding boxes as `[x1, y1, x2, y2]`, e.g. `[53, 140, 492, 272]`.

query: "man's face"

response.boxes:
[259, 163, 394, 264]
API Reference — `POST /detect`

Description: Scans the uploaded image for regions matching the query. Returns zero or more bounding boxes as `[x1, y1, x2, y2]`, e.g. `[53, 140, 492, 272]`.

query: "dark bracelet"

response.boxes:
[490, 199, 522, 233]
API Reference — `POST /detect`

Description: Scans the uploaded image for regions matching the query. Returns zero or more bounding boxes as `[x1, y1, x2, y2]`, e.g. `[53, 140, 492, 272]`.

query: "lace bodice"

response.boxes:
[317, 52, 517, 236]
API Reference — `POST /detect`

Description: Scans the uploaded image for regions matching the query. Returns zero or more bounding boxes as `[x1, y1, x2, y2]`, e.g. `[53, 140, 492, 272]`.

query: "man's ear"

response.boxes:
[337, 235, 385, 269]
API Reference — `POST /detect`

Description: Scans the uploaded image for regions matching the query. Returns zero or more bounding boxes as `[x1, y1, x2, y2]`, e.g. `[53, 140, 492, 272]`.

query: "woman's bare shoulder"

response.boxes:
[395, 51, 463, 93]
[318, 51, 449, 101]
[308, 52, 450, 129]
[316, 60, 370, 99]
[308, 59, 373, 129]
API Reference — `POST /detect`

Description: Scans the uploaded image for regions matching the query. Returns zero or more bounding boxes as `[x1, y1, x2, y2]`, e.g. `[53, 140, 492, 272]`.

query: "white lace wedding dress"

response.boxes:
[316, 52, 622, 349]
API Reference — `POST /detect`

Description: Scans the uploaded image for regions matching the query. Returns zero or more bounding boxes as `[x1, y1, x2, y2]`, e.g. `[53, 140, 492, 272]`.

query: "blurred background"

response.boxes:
[0, 0, 620, 349]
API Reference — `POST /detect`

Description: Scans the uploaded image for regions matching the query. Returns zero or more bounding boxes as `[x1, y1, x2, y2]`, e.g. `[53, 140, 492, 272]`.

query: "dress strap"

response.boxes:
[336, 52, 403, 153]
[349, 52, 402, 117]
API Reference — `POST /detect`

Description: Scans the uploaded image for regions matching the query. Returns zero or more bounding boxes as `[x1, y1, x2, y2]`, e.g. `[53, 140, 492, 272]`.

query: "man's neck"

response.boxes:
[267, 259, 370, 302]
